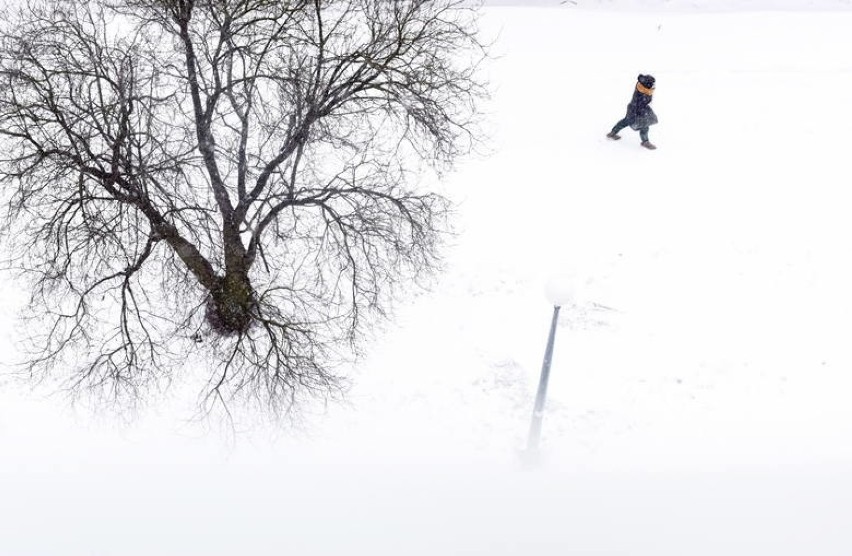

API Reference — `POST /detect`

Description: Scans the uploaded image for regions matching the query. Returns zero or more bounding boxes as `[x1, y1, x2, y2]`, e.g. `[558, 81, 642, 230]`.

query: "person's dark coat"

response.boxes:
[625, 74, 658, 130]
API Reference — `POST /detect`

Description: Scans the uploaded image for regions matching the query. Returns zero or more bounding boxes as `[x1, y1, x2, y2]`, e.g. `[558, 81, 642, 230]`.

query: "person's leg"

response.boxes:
[607, 117, 631, 139]
[639, 127, 656, 149]
[611, 117, 630, 134]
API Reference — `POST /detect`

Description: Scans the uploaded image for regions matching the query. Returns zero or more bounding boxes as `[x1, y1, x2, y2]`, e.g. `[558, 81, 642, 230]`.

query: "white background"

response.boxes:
[2, 2, 852, 554]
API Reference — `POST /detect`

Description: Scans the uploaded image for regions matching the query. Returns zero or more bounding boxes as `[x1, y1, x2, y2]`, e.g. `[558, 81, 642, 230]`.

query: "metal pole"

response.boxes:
[526, 304, 561, 461]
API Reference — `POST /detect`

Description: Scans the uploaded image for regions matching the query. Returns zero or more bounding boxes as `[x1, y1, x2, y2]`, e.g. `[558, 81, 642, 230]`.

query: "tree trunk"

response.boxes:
[206, 269, 256, 335]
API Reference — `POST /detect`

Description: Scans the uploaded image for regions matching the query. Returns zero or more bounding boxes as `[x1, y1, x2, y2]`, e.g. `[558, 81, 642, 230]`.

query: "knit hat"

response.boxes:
[638, 74, 655, 88]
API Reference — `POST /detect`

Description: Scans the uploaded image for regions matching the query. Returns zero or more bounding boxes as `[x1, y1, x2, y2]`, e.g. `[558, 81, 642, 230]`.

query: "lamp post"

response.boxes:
[525, 304, 561, 460]
[524, 276, 574, 464]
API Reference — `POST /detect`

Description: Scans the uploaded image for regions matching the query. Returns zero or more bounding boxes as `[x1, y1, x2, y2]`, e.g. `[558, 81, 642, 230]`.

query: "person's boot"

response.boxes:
[641, 140, 657, 150]
[606, 131, 621, 140]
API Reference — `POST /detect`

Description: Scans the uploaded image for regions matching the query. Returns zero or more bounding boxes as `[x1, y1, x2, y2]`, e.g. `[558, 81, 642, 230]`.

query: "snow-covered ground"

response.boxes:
[3, 3, 852, 555]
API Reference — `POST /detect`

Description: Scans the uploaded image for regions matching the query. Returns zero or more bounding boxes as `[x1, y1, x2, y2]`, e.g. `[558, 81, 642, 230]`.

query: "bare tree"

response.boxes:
[0, 0, 486, 417]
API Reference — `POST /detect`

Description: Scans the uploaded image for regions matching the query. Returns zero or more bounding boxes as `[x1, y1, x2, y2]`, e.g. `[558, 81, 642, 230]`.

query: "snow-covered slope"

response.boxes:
[2, 4, 852, 555]
[328, 4, 852, 469]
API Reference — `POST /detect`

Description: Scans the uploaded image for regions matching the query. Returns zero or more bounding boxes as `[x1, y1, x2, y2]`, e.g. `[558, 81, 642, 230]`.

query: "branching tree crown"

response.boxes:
[0, 0, 486, 415]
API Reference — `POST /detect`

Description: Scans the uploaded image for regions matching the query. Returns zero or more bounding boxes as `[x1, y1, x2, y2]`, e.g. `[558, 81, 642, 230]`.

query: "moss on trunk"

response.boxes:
[206, 272, 256, 335]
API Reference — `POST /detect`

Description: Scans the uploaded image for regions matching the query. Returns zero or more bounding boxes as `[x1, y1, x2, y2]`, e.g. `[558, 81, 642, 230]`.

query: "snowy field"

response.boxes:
[3, 2, 852, 555]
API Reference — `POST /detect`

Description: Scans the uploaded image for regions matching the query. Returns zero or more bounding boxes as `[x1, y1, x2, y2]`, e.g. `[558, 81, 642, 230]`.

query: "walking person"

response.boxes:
[607, 74, 658, 150]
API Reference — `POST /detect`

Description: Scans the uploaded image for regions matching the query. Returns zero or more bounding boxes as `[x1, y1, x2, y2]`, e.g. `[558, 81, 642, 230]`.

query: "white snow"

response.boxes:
[2, 2, 852, 555]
